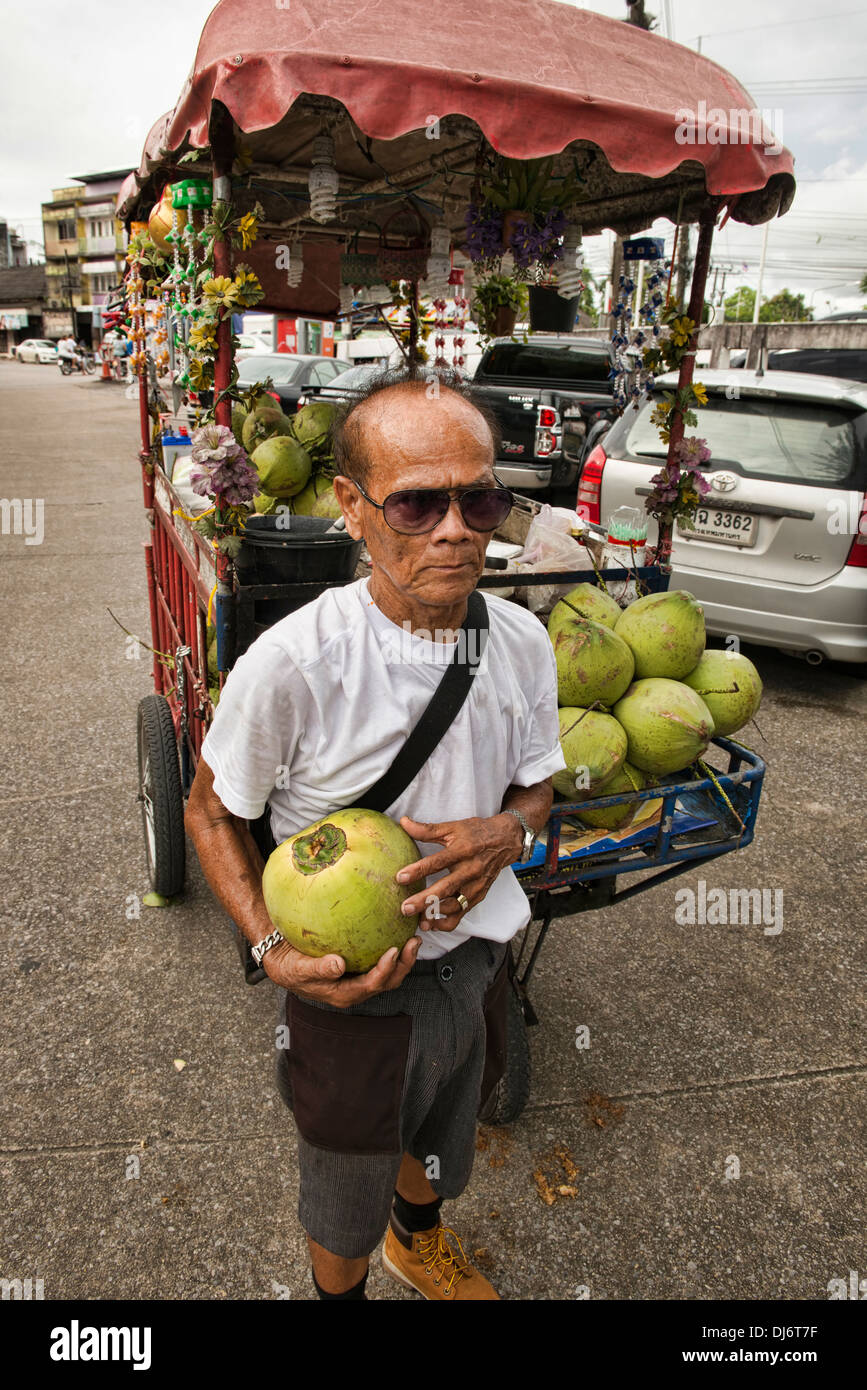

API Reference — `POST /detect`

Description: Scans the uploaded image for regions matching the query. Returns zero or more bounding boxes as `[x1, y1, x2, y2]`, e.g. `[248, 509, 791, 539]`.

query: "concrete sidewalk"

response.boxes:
[0, 361, 864, 1300]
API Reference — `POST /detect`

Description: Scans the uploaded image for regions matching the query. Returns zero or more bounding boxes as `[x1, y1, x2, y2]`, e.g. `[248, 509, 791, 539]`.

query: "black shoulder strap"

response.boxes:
[356, 589, 490, 815]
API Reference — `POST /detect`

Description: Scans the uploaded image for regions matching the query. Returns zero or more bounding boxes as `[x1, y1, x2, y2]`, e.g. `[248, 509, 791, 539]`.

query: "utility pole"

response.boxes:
[63, 249, 78, 339]
[753, 222, 769, 324]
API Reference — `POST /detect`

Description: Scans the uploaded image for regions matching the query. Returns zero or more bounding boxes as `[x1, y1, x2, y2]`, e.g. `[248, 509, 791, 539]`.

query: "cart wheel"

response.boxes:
[137, 694, 185, 898]
[478, 977, 531, 1127]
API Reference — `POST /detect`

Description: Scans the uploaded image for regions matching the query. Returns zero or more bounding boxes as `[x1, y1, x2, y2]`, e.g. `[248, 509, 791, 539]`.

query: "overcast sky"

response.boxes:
[3, 0, 866, 313]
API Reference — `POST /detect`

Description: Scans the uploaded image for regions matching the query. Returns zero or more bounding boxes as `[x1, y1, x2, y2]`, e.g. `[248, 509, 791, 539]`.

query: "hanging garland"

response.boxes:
[610, 237, 667, 409]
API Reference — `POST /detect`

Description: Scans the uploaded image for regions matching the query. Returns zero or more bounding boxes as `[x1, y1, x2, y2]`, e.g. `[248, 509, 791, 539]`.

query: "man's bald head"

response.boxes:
[331, 367, 501, 491]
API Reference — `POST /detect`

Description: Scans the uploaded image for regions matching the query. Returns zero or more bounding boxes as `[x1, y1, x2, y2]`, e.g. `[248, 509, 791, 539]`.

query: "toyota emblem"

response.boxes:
[710, 471, 738, 493]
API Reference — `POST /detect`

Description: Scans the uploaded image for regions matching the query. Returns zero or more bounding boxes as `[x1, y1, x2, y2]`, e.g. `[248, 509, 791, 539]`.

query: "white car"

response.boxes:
[235, 333, 273, 361]
[576, 370, 867, 665]
[16, 339, 59, 364]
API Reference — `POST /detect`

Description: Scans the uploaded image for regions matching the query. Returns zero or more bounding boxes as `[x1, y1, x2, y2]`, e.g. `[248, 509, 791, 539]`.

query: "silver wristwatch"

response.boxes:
[503, 809, 536, 863]
[251, 930, 284, 966]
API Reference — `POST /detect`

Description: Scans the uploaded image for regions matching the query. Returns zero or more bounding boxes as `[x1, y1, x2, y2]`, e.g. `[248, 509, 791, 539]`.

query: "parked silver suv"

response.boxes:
[576, 370, 867, 664]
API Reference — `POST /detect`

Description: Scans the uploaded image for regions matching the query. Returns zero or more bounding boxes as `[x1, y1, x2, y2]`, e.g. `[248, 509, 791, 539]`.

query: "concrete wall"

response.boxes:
[700, 321, 867, 368]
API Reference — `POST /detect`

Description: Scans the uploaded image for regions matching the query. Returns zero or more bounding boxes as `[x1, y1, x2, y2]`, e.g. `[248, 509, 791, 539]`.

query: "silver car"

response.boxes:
[576, 370, 867, 665]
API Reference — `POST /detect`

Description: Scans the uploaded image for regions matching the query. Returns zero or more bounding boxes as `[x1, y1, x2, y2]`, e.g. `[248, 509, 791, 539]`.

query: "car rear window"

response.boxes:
[238, 356, 302, 385]
[479, 342, 611, 384]
[620, 394, 866, 488]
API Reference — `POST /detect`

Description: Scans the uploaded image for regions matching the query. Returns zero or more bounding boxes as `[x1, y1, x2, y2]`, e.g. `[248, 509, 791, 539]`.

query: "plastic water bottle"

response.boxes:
[603, 506, 647, 605]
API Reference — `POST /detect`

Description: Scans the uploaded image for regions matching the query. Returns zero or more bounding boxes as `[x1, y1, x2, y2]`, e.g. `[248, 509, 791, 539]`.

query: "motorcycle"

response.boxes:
[58, 352, 95, 377]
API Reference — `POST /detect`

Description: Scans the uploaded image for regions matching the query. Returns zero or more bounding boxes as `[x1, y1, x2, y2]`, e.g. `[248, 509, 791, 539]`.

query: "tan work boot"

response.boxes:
[382, 1210, 500, 1300]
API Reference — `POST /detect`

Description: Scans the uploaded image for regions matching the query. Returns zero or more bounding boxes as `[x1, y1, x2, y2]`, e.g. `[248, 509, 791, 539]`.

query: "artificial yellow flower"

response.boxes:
[670, 315, 695, 347]
[190, 321, 219, 355]
[188, 357, 214, 390]
[237, 212, 259, 250]
[232, 266, 264, 307]
[681, 487, 700, 510]
[202, 275, 239, 310]
[234, 143, 254, 173]
[692, 380, 708, 406]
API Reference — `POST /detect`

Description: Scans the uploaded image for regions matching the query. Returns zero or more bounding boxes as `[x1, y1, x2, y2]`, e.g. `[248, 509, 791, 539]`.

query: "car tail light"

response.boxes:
[538, 406, 557, 428]
[266, 390, 280, 403]
[535, 428, 558, 457]
[845, 494, 867, 567]
[576, 444, 606, 524]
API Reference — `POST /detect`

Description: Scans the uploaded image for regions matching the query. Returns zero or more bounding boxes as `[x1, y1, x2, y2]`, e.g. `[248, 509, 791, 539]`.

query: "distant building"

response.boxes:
[0, 265, 48, 355]
[41, 168, 133, 342]
[0, 222, 29, 269]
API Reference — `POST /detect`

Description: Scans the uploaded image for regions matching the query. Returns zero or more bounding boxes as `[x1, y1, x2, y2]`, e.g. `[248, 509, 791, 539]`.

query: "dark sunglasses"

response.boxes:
[347, 478, 515, 535]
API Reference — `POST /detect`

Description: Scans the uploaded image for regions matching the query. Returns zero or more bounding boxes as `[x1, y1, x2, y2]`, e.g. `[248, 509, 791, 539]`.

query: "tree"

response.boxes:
[724, 286, 756, 321]
[723, 286, 813, 322]
[760, 290, 813, 322]
[578, 269, 599, 326]
[860, 272, 867, 295]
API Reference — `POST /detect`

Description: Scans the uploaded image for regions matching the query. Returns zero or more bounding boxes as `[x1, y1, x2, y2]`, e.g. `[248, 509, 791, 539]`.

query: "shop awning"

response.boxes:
[118, 0, 794, 236]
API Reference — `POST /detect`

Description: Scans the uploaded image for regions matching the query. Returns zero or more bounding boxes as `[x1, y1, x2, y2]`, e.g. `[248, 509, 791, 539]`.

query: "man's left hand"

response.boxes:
[395, 814, 523, 933]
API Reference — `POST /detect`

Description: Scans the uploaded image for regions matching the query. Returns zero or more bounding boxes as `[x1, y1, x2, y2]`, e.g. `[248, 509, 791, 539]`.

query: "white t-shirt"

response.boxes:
[200, 576, 566, 960]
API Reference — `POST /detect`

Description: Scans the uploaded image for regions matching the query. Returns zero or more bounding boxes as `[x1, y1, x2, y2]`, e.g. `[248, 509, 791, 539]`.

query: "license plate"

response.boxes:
[677, 507, 757, 547]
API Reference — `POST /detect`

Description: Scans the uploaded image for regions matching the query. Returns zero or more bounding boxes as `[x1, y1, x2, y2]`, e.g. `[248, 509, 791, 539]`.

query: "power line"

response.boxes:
[687, 10, 867, 43]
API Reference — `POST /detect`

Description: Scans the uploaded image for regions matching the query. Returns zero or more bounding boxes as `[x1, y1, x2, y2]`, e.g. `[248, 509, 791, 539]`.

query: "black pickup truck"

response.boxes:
[470, 335, 617, 497]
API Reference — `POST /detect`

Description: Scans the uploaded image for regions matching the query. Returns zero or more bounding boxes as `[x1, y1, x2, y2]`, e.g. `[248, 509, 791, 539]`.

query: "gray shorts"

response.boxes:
[275, 935, 510, 1259]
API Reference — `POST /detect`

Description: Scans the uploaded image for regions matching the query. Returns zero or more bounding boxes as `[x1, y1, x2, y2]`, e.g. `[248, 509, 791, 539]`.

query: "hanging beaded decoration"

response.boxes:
[612, 236, 667, 409]
[448, 266, 467, 374]
[431, 295, 448, 369]
[126, 265, 146, 376]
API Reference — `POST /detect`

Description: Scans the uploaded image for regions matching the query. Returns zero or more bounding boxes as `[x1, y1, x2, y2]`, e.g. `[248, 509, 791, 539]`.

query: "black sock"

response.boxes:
[393, 1189, 443, 1234]
[312, 1269, 368, 1301]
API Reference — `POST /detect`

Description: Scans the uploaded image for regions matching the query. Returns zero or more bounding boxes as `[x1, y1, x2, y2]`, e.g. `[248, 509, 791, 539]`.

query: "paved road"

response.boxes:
[1, 359, 864, 1301]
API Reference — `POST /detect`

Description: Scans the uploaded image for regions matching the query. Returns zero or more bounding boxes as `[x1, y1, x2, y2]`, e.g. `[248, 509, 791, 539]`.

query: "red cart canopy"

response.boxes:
[120, 0, 794, 236]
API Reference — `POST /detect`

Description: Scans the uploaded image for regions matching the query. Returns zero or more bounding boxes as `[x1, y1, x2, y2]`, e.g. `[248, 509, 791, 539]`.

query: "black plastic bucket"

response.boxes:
[528, 286, 580, 333]
[235, 514, 363, 585]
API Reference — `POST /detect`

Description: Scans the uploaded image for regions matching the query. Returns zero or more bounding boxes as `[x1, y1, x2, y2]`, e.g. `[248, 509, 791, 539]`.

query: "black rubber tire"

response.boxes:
[479, 972, 532, 1127]
[137, 694, 186, 898]
[59, 360, 72, 376]
[82, 356, 95, 375]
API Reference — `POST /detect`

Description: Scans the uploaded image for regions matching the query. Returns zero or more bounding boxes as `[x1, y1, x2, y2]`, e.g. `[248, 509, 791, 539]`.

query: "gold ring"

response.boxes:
[456, 893, 469, 913]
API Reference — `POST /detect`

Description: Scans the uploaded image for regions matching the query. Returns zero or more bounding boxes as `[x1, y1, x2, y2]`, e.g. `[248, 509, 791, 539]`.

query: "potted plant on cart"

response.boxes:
[471, 271, 529, 341]
[478, 156, 583, 332]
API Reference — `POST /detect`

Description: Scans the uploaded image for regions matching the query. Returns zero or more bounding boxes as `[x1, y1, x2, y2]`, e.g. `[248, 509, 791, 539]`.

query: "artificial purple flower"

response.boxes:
[674, 435, 712, 466]
[189, 423, 259, 506]
[464, 204, 504, 264]
[509, 207, 568, 271]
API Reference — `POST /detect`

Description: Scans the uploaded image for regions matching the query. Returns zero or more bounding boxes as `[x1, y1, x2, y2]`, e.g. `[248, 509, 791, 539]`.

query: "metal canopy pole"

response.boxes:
[210, 100, 235, 432]
[665, 202, 716, 462]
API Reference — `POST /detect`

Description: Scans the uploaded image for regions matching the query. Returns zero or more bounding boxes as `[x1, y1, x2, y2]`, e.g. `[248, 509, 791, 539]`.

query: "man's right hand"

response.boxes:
[263, 934, 422, 1007]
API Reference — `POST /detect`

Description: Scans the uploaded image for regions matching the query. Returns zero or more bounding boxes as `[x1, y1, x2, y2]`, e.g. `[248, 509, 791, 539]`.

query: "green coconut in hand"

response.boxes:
[262, 809, 425, 974]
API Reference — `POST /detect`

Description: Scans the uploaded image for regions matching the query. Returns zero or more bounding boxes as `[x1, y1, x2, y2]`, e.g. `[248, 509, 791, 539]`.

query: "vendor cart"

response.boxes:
[119, 0, 790, 1124]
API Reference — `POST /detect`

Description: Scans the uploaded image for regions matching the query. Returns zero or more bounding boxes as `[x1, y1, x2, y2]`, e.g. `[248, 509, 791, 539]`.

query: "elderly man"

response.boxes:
[185, 369, 565, 1301]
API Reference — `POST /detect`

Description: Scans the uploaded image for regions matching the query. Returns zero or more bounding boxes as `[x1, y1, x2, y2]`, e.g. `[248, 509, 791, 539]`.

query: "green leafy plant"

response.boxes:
[481, 157, 581, 214]
[472, 273, 528, 342]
